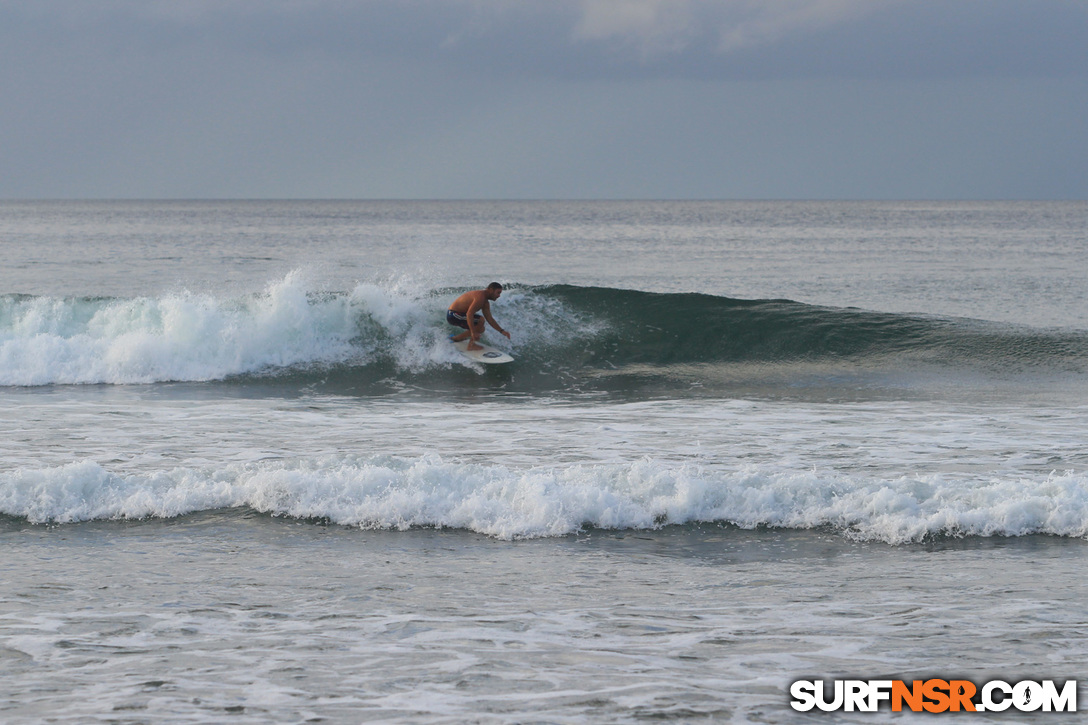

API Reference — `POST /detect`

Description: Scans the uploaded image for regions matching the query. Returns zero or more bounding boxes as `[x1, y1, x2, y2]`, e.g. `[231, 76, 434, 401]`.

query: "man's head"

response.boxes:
[486, 282, 503, 300]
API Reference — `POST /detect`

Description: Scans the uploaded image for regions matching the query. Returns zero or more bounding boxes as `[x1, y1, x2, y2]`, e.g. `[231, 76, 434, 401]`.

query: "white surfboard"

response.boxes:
[451, 339, 514, 364]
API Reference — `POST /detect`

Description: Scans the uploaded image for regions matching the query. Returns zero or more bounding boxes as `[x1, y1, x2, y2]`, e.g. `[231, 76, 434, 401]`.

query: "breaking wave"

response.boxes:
[2, 273, 1085, 391]
[3, 455, 1087, 544]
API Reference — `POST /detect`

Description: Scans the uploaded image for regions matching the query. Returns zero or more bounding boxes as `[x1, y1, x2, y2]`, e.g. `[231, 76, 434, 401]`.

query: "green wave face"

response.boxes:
[531, 284, 1084, 366]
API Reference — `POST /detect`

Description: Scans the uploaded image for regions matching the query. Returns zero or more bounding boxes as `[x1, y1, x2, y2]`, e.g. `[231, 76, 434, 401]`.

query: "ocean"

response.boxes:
[1, 200, 1086, 722]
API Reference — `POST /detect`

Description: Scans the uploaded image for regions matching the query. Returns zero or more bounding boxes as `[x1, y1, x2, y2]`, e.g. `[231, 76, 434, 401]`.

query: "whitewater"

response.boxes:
[2, 200, 1086, 723]
[7, 452, 1088, 542]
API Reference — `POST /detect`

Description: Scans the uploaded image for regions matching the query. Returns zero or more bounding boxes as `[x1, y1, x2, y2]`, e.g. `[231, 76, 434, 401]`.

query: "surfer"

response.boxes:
[447, 282, 511, 351]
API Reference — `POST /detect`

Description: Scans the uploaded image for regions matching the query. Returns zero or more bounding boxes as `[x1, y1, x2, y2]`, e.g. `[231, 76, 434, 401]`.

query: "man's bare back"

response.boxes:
[447, 282, 510, 351]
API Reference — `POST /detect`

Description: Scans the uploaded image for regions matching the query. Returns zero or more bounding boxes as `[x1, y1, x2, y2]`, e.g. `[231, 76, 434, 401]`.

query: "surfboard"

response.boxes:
[451, 339, 514, 364]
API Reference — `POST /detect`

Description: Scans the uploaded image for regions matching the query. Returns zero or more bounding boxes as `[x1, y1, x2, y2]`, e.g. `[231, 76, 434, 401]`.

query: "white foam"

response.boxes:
[3, 455, 1087, 543]
[0, 273, 351, 385]
[0, 273, 580, 385]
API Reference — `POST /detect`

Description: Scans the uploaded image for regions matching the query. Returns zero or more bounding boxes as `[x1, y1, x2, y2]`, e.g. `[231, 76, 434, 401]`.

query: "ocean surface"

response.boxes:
[1, 200, 1086, 723]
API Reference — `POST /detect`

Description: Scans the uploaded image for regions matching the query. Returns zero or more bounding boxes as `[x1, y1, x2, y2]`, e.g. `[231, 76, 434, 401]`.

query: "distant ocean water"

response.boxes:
[2, 200, 1086, 723]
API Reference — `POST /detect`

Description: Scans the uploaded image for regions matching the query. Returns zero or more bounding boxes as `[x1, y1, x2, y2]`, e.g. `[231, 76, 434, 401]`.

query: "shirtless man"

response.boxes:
[447, 282, 511, 351]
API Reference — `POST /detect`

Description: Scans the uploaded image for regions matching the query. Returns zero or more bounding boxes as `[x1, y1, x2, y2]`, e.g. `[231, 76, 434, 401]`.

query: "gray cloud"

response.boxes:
[5, 0, 1086, 79]
[1, 0, 1085, 199]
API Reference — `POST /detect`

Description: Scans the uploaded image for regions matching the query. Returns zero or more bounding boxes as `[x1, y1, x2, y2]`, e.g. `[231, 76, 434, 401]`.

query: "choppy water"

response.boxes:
[2, 200, 1086, 722]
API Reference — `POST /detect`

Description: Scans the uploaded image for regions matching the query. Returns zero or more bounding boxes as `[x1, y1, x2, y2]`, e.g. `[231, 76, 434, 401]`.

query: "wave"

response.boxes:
[3, 455, 1087, 544]
[2, 273, 1086, 391]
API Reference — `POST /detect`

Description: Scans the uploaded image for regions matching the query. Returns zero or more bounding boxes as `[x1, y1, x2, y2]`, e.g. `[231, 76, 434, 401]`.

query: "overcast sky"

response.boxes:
[2, 0, 1086, 199]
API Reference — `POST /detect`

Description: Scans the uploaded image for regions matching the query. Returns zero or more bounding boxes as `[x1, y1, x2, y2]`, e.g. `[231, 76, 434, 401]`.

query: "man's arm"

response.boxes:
[482, 302, 511, 339]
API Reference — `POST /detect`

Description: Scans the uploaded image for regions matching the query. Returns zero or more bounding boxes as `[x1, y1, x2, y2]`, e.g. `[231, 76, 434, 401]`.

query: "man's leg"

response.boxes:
[450, 315, 482, 343]
[466, 316, 485, 349]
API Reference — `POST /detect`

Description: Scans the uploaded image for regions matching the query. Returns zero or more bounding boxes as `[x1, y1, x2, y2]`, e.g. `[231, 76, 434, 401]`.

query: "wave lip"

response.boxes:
[4, 456, 1087, 544]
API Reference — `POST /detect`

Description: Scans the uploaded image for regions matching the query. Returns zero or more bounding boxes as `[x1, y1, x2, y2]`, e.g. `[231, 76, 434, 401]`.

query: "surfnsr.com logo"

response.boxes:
[790, 679, 1077, 713]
